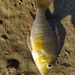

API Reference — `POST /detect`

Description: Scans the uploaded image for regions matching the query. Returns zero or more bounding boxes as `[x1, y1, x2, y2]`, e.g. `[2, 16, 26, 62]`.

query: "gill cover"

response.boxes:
[35, 54, 57, 75]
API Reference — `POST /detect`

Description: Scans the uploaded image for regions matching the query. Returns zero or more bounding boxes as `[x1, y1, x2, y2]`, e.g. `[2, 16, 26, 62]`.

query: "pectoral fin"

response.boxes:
[27, 35, 32, 51]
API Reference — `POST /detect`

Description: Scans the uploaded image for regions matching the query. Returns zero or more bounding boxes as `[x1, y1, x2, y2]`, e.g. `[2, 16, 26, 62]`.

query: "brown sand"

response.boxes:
[0, 0, 75, 75]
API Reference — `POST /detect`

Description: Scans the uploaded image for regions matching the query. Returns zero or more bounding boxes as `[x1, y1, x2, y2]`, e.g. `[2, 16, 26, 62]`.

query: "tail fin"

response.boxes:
[35, 0, 52, 8]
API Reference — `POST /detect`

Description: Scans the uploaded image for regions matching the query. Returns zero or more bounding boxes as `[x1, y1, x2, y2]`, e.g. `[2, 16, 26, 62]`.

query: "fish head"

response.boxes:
[35, 54, 57, 75]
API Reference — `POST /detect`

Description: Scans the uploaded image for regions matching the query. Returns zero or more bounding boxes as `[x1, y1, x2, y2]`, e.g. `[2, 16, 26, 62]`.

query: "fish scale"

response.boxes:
[27, 0, 60, 75]
[31, 9, 59, 55]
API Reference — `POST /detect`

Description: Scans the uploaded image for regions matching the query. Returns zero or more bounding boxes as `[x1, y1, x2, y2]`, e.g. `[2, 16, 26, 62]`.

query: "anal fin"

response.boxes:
[29, 10, 35, 29]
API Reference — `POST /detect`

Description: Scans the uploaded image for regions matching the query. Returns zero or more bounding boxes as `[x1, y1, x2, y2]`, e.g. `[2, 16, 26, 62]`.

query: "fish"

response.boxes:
[27, 0, 60, 75]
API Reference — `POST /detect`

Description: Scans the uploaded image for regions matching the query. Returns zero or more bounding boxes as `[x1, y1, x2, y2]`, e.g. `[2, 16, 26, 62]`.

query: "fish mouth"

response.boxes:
[33, 53, 54, 75]
[38, 66, 52, 75]
[32, 50, 57, 75]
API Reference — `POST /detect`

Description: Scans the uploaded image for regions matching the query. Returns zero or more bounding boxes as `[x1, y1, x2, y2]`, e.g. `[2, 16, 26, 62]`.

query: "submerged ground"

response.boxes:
[0, 0, 75, 75]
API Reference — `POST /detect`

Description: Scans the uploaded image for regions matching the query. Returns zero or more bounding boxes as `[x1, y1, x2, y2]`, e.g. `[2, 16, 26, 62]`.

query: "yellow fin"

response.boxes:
[35, 0, 52, 8]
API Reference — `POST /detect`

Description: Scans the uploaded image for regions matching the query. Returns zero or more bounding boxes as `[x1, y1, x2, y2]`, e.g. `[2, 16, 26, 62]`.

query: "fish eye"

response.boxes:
[47, 62, 52, 68]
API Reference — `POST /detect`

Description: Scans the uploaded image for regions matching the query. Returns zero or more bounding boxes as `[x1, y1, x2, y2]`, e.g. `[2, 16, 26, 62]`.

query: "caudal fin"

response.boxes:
[35, 0, 52, 8]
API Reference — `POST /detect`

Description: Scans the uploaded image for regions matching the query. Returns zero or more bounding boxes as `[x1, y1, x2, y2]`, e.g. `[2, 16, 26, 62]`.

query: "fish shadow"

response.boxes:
[46, 0, 75, 51]
[54, 0, 75, 27]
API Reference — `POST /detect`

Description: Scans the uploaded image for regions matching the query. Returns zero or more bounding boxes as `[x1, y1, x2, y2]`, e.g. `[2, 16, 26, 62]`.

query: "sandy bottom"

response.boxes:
[0, 0, 75, 75]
